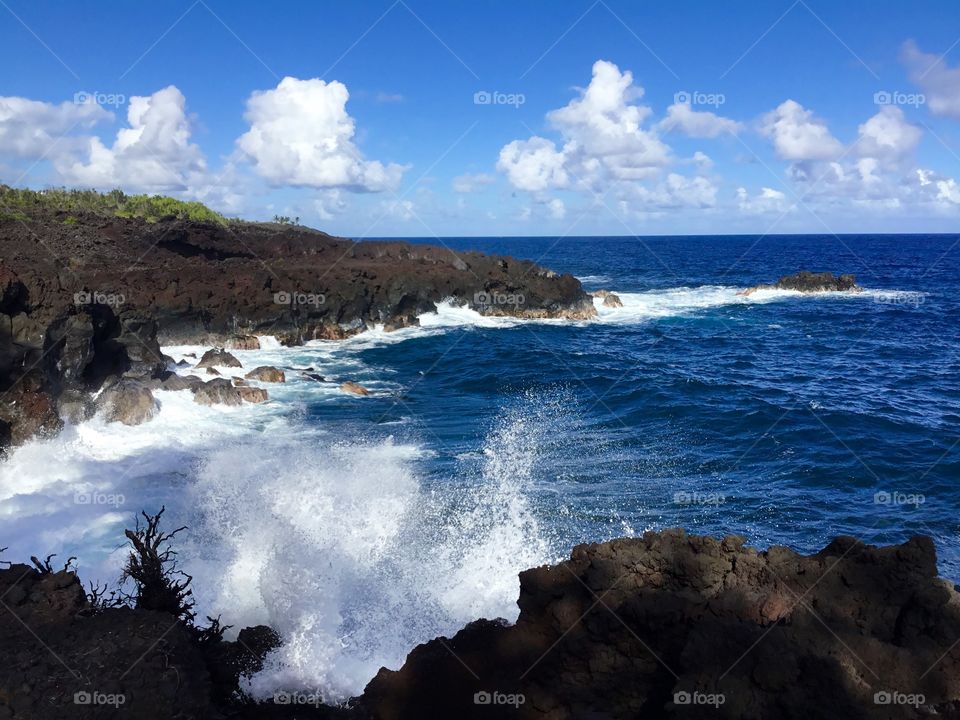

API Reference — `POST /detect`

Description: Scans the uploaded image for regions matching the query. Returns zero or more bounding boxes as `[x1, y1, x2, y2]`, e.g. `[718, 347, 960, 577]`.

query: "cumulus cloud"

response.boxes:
[56, 86, 206, 192]
[760, 100, 844, 161]
[498, 60, 671, 195]
[901, 40, 960, 120]
[497, 137, 568, 192]
[659, 102, 742, 138]
[0, 96, 109, 159]
[855, 105, 921, 162]
[237, 76, 407, 192]
[452, 172, 495, 193]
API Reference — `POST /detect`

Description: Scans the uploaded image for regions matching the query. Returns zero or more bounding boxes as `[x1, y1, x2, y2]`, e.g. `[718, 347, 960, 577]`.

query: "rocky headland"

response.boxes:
[1, 526, 957, 719]
[0, 190, 594, 449]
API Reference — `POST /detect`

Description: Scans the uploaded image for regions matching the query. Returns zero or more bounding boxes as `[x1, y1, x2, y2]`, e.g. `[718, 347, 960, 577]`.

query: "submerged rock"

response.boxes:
[340, 381, 371, 396]
[245, 365, 285, 383]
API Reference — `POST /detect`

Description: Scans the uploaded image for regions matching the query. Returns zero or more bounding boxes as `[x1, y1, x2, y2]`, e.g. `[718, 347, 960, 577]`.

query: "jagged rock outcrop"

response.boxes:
[0, 266, 166, 448]
[362, 530, 960, 719]
[196, 348, 242, 369]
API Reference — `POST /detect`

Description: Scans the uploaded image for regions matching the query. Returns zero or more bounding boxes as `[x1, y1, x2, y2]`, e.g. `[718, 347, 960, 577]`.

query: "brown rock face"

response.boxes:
[362, 530, 960, 720]
[245, 366, 285, 383]
[227, 334, 261, 350]
[237, 386, 269, 403]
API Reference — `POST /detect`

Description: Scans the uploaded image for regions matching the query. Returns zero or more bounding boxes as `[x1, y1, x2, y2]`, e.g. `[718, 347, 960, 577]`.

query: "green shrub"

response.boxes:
[0, 185, 228, 225]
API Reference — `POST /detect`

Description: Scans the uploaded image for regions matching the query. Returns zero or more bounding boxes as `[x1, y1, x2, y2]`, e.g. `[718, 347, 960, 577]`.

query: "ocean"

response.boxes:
[1, 234, 957, 701]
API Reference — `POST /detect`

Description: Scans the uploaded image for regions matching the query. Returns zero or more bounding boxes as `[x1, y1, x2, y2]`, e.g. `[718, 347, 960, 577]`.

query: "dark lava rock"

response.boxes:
[196, 348, 242, 369]
[741, 271, 862, 296]
[361, 530, 960, 720]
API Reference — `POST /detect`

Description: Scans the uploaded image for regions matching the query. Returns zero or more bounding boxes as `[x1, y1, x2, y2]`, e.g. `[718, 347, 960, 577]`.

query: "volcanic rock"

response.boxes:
[739, 271, 862, 296]
[192, 378, 243, 406]
[245, 366, 285, 383]
[96, 380, 159, 425]
[196, 348, 242, 369]
[227, 334, 261, 350]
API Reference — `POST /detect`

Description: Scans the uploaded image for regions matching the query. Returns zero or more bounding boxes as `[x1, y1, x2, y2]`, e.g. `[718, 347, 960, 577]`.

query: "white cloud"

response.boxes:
[855, 106, 921, 161]
[56, 86, 206, 192]
[627, 174, 718, 210]
[0, 96, 109, 158]
[452, 172, 495, 193]
[497, 137, 568, 192]
[659, 102, 742, 138]
[901, 40, 960, 120]
[498, 60, 671, 195]
[736, 186, 792, 214]
[237, 76, 407, 192]
[760, 99, 844, 161]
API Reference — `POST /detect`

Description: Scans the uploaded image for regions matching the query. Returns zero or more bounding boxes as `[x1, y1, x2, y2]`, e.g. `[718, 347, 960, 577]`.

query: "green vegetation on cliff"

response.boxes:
[0, 186, 228, 225]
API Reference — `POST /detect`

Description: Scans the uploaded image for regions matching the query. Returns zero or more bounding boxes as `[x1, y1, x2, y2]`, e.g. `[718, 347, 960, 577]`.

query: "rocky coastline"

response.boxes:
[1, 525, 957, 719]
[0, 207, 594, 450]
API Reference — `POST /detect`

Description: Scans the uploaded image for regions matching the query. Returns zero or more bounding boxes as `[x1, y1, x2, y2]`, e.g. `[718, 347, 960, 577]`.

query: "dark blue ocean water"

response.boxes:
[335, 234, 960, 577]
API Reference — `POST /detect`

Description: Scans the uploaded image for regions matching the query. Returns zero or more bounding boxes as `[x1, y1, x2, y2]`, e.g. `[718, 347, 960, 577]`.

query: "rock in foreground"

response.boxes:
[2, 530, 958, 719]
[362, 529, 960, 719]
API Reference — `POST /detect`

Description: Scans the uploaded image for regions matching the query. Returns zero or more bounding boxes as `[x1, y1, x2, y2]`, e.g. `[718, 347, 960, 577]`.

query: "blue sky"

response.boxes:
[2, 0, 960, 235]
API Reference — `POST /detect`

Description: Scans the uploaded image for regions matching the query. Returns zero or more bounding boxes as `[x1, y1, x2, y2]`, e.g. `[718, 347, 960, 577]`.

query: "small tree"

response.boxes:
[121, 506, 195, 622]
